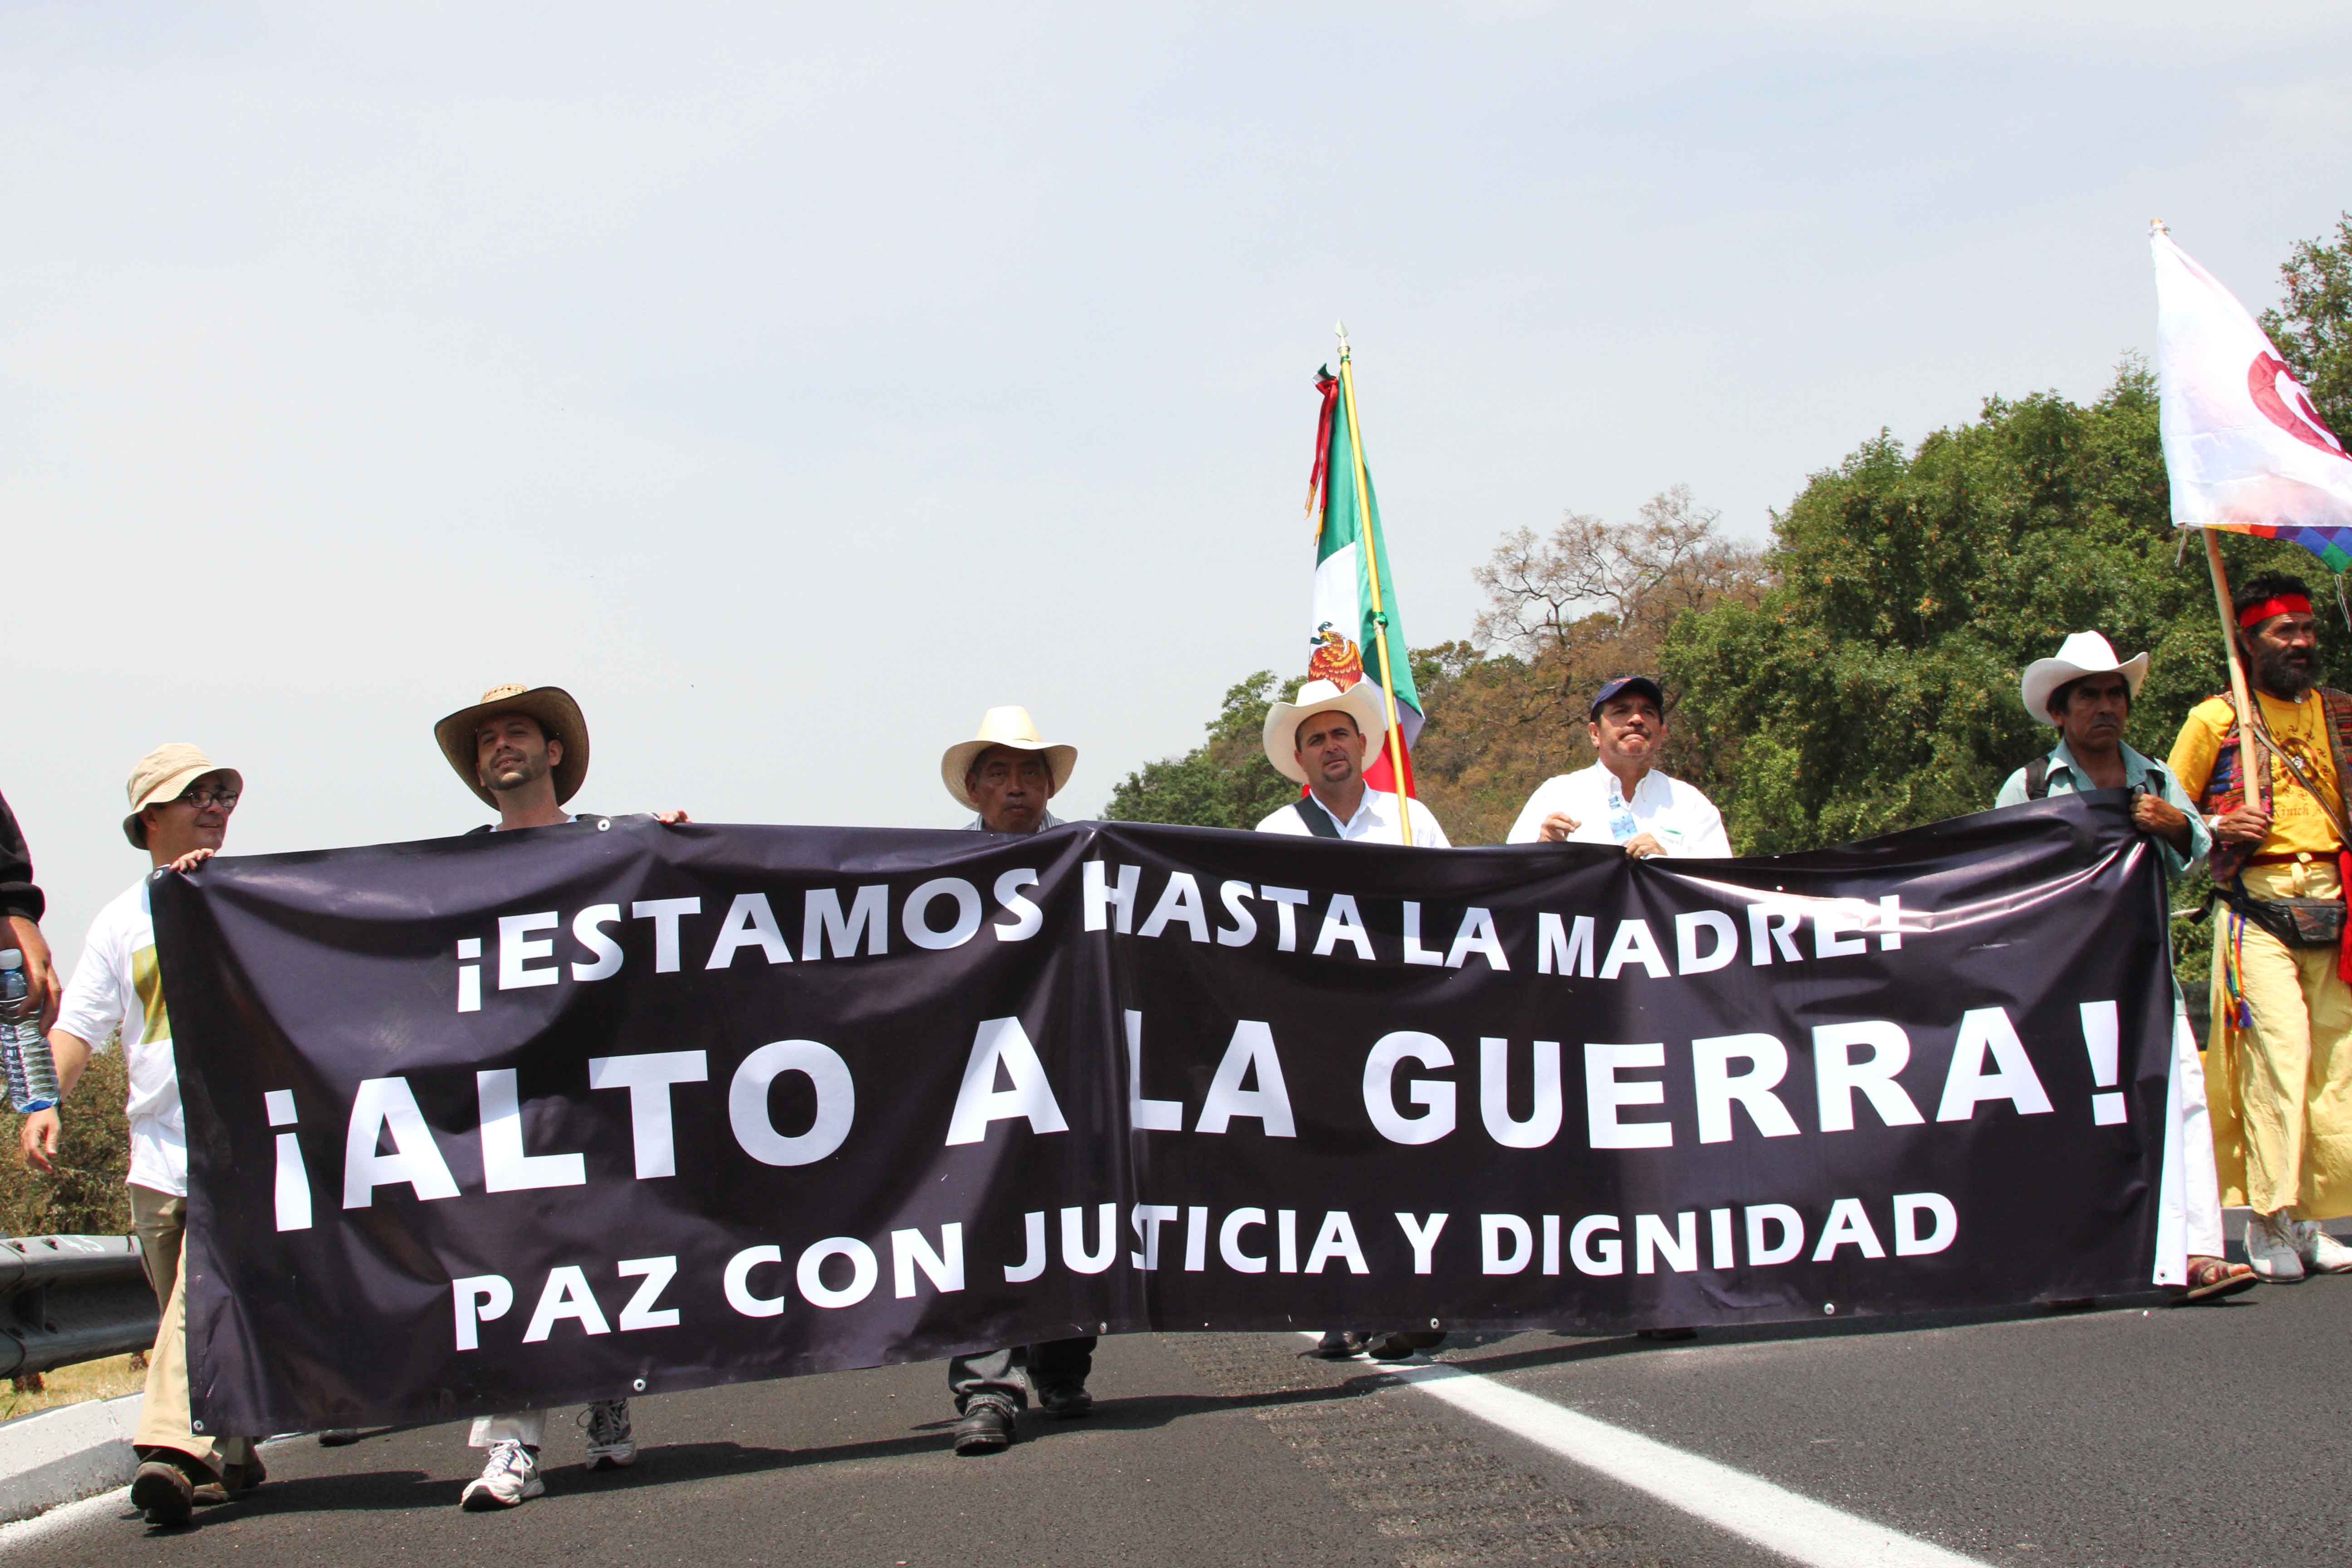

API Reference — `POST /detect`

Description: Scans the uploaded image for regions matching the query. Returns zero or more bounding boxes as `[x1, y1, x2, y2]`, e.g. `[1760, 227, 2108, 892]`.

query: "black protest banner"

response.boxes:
[157, 794, 2176, 1434]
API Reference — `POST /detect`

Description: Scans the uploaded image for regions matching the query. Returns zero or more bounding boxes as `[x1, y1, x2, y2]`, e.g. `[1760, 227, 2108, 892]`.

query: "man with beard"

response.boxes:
[2170, 573, 2352, 1281]
[1999, 634, 2250, 1303]
[432, 684, 688, 1507]
[1505, 677, 1730, 858]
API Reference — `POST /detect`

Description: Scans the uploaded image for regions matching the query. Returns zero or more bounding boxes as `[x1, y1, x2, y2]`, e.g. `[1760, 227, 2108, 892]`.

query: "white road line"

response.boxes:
[1300, 1334, 1991, 1568]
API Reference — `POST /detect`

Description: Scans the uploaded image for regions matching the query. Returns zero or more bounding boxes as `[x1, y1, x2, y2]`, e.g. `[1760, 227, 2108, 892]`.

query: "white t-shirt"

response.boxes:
[1504, 764, 1732, 858]
[54, 877, 186, 1196]
[1255, 788, 1451, 847]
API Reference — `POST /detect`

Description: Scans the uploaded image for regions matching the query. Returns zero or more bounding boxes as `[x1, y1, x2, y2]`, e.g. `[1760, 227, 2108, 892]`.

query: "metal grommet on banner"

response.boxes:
[1429, 1318, 1441, 1329]
[596, 818, 612, 831]
[1823, 1303, 1838, 1316]
[632, 1377, 647, 1392]
[191, 1419, 205, 1432]
[1098, 1321, 1108, 1333]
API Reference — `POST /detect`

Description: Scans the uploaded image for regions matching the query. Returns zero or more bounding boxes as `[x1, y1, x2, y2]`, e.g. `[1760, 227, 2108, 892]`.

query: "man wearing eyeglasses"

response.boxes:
[21, 745, 264, 1525]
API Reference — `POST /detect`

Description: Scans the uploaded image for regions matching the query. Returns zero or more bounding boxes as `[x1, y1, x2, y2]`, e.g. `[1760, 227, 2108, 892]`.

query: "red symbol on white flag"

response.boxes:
[2249, 352, 2348, 461]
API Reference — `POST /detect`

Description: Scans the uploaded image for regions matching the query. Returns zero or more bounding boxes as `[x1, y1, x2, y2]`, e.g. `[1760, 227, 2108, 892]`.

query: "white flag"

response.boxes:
[2152, 228, 2352, 555]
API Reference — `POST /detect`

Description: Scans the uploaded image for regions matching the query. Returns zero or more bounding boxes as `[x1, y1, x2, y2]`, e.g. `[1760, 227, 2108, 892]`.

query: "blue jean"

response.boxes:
[948, 1336, 1096, 1413]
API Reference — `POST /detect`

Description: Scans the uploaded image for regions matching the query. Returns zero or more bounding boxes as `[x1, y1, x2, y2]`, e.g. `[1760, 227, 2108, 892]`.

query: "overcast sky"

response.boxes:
[8, 2, 2350, 971]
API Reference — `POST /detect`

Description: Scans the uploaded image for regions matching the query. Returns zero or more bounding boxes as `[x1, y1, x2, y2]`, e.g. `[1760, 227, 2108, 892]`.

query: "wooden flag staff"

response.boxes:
[1335, 323, 1416, 844]
[2203, 528, 2264, 755]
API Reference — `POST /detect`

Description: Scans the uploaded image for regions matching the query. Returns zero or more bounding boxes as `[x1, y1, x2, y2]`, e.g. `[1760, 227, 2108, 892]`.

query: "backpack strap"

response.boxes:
[2024, 756, 2050, 801]
[1292, 797, 1344, 839]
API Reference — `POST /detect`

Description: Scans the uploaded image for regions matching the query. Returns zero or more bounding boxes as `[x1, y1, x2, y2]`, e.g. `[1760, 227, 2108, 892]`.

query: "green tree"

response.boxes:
[2259, 211, 2352, 437]
[1105, 671, 1304, 829]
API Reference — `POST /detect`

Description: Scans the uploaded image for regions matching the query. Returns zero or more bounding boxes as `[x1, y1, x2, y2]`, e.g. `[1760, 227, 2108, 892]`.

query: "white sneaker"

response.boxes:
[461, 1440, 543, 1509]
[2295, 1220, 2352, 1274]
[581, 1399, 636, 1469]
[2245, 1212, 2307, 1281]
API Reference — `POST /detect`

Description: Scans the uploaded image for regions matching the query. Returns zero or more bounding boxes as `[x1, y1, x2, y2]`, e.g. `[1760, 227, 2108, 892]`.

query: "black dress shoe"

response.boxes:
[953, 1401, 1015, 1455]
[1363, 1330, 1447, 1360]
[131, 1460, 196, 1526]
[1306, 1330, 1368, 1359]
[1036, 1382, 1093, 1418]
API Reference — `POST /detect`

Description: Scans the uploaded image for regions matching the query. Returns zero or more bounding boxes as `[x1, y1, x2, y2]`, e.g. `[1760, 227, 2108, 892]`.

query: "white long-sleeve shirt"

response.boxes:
[1504, 764, 1732, 858]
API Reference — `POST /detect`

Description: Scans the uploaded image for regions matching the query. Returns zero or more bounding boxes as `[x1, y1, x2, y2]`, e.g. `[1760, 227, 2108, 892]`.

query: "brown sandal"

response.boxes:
[2178, 1255, 2259, 1303]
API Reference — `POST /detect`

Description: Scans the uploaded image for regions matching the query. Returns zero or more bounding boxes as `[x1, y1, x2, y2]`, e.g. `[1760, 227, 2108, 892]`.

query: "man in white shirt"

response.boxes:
[1254, 678, 1450, 846]
[433, 683, 688, 1510]
[1254, 679, 1448, 1359]
[24, 744, 263, 1525]
[1505, 676, 1731, 858]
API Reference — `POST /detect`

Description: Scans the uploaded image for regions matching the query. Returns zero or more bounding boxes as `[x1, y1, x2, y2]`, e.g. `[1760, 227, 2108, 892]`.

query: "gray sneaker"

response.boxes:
[2295, 1220, 2352, 1274]
[581, 1399, 636, 1469]
[2246, 1211, 2307, 1281]
[461, 1441, 544, 1509]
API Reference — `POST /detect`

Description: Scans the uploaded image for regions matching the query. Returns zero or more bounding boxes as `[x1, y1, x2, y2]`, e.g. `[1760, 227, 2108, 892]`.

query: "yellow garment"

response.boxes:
[2203, 859, 2352, 1219]
[2169, 690, 2345, 858]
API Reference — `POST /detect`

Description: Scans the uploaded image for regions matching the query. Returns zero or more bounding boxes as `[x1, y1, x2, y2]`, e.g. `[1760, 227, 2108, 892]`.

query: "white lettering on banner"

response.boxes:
[586, 1050, 710, 1179]
[1124, 1010, 1186, 1131]
[1186, 1206, 1209, 1271]
[1480, 1037, 1563, 1148]
[1571, 1215, 1622, 1275]
[1935, 1007, 2053, 1122]
[1749, 902, 1804, 965]
[944, 1017, 1069, 1145]
[1365, 1032, 1457, 1144]
[1278, 1208, 1299, 1274]
[1747, 1204, 1804, 1264]
[343, 1076, 460, 1208]
[1195, 1021, 1296, 1136]
[705, 893, 792, 969]
[1636, 1212, 1698, 1274]
[803, 885, 887, 959]
[1447, 907, 1509, 971]
[723, 1245, 786, 1317]
[477, 1069, 588, 1191]
[1313, 894, 1376, 960]
[1537, 912, 1596, 976]
[1710, 1208, 1735, 1268]
[1215, 881, 1259, 946]
[1004, 1212, 1048, 1283]
[1691, 1034, 1801, 1144]
[1483, 1214, 1534, 1274]
[1394, 1211, 1450, 1274]
[1813, 1021, 1926, 1132]
[1813, 899, 1873, 959]
[1586, 1044, 1673, 1149]
[892, 1225, 965, 1297]
[1402, 902, 1444, 965]
[1130, 1205, 1181, 1269]
[730, 1040, 855, 1165]
[1083, 861, 1139, 933]
[452, 1275, 513, 1352]
[571, 905, 623, 980]
[616, 1256, 681, 1330]
[1221, 1208, 1268, 1272]
[630, 898, 701, 973]
[1893, 1193, 1957, 1255]
[456, 936, 482, 1012]
[1812, 1198, 1887, 1260]
[267, 1090, 310, 1233]
[522, 1265, 611, 1342]
[1676, 911, 1738, 975]
[1599, 920, 1671, 980]
[1063, 1204, 1117, 1274]
[991, 869, 1044, 941]
[1137, 873, 1210, 942]
[1259, 886, 1309, 951]
[798, 1238, 879, 1308]
[1304, 1211, 1369, 1274]
[903, 877, 982, 951]
[498, 912, 559, 990]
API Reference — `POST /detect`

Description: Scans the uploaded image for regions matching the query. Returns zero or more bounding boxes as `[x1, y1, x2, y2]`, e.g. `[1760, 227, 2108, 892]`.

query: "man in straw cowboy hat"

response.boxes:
[19, 745, 267, 1524]
[433, 683, 689, 1509]
[1255, 678, 1448, 1360]
[936, 705, 1093, 1454]
[1505, 676, 1729, 858]
[2169, 572, 2352, 1282]
[1997, 632, 2250, 1303]
[1254, 677, 1449, 846]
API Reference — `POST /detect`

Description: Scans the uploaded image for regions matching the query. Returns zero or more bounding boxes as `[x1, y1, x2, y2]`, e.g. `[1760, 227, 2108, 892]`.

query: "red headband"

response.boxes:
[2239, 593, 2313, 627]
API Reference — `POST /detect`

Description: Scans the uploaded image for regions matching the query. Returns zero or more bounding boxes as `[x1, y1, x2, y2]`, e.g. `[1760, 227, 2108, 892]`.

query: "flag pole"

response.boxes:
[1335, 322, 1415, 844]
[2202, 528, 2260, 733]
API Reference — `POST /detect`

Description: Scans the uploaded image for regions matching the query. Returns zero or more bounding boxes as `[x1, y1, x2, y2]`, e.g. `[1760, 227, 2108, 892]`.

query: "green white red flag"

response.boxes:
[1303, 364, 1422, 794]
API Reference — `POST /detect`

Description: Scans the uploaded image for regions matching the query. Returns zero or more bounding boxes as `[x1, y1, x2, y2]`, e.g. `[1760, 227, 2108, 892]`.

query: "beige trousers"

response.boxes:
[2205, 860, 2352, 1220]
[128, 1184, 254, 1478]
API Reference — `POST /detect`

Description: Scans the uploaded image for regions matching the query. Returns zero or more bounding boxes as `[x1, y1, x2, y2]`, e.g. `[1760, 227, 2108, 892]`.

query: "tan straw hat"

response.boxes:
[1261, 677, 1390, 784]
[434, 684, 591, 808]
[123, 744, 243, 848]
[941, 707, 1078, 810]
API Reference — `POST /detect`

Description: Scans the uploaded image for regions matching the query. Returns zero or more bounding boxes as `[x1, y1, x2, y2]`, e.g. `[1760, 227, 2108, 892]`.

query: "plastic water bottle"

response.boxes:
[0, 949, 59, 1112]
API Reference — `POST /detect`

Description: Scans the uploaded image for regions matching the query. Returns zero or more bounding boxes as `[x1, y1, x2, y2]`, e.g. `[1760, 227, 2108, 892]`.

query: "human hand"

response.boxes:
[1623, 832, 1666, 859]
[5, 916, 58, 1033]
[1536, 813, 1580, 843]
[2213, 804, 2271, 845]
[653, 810, 691, 825]
[20, 1107, 59, 1173]
[167, 847, 216, 873]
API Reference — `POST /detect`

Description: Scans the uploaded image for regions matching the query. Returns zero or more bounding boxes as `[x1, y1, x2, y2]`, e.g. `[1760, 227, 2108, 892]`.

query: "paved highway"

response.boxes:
[9, 1238, 2346, 1567]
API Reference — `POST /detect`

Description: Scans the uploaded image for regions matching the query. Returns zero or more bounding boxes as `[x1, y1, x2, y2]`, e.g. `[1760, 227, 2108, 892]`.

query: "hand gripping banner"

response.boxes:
[157, 794, 2181, 1433]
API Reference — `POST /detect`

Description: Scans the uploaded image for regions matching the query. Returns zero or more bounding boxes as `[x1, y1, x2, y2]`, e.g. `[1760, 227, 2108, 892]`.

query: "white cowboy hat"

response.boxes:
[2019, 632, 2150, 726]
[941, 706, 1078, 809]
[1261, 677, 1392, 784]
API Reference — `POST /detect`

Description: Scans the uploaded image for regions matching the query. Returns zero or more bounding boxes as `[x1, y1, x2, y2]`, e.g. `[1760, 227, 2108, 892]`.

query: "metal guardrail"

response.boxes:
[0, 1235, 159, 1380]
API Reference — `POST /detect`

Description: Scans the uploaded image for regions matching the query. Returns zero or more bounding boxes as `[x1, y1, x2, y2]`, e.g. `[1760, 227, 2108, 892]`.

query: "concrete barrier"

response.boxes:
[0, 1393, 140, 1523]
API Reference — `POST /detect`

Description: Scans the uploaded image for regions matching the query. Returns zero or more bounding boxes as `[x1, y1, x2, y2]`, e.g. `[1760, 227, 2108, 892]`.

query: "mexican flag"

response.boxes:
[1303, 362, 1422, 794]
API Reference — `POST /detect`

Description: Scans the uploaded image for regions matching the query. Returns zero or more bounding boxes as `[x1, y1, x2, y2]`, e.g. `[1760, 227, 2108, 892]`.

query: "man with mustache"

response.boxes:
[2170, 572, 2352, 1281]
[1999, 634, 2249, 1303]
[1504, 676, 1730, 858]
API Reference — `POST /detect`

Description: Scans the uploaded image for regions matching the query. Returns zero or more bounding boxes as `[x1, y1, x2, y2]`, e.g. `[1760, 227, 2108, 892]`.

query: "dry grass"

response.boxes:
[0, 1352, 146, 1423]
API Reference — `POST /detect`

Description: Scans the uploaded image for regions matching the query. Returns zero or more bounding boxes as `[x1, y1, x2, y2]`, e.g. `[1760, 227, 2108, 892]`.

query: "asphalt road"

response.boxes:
[10, 1250, 2348, 1568]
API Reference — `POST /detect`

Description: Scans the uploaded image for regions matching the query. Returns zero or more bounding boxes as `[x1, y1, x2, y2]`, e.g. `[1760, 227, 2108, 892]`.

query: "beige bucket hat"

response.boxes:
[2019, 632, 2150, 726]
[941, 707, 1077, 809]
[1261, 677, 1391, 784]
[123, 744, 243, 848]
[434, 684, 591, 807]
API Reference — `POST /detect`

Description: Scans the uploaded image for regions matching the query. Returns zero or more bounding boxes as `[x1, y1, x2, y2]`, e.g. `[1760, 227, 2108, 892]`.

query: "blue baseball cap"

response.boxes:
[1588, 676, 1665, 720]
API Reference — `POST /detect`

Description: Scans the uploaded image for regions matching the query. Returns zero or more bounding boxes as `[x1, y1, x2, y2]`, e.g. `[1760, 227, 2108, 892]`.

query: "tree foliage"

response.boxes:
[1104, 671, 1304, 830]
[2259, 211, 2352, 438]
